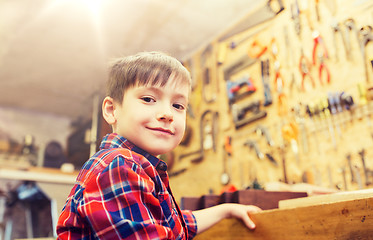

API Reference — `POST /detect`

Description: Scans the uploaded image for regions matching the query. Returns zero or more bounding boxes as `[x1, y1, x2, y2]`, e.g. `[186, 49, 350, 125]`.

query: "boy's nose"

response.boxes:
[157, 108, 173, 122]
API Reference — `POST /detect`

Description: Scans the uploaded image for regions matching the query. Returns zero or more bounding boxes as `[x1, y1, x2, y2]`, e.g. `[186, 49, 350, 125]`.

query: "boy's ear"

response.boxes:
[102, 97, 117, 125]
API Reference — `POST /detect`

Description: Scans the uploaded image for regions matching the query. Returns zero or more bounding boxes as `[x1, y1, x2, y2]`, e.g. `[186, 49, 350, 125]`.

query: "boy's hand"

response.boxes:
[193, 203, 262, 234]
[227, 204, 262, 229]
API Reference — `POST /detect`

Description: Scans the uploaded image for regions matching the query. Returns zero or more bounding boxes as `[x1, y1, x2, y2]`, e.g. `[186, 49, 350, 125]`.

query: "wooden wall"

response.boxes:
[169, 0, 373, 202]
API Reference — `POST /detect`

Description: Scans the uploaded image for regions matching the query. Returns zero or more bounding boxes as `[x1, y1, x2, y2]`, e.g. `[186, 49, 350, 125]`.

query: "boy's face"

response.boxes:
[113, 76, 189, 156]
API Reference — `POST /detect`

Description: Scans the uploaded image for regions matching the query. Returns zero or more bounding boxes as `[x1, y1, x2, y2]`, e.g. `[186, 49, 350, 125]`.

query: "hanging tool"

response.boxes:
[320, 97, 337, 150]
[254, 125, 278, 166]
[179, 110, 219, 163]
[340, 91, 355, 124]
[255, 125, 275, 147]
[221, 136, 232, 185]
[352, 165, 363, 189]
[248, 40, 268, 59]
[282, 121, 300, 164]
[244, 138, 278, 166]
[344, 18, 360, 61]
[218, 0, 284, 41]
[314, 0, 321, 21]
[244, 140, 264, 160]
[327, 92, 342, 137]
[231, 101, 267, 129]
[299, 49, 315, 91]
[318, 53, 331, 85]
[331, 21, 351, 61]
[357, 83, 373, 140]
[226, 75, 256, 105]
[201, 45, 217, 103]
[346, 153, 357, 184]
[291, 0, 301, 37]
[340, 166, 348, 190]
[222, 53, 257, 80]
[270, 37, 285, 93]
[359, 25, 373, 82]
[261, 59, 273, 106]
[312, 31, 329, 65]
[305, 103, 321, 154]
[358, 149, 372, 186]
[293, 104, 309, 154]
[276, 122, 289, 183]
[217, 42, 228, 65]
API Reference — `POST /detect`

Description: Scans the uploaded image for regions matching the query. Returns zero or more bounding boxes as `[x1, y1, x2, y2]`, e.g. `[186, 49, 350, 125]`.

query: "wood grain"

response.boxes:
[195, 196, 373, 240]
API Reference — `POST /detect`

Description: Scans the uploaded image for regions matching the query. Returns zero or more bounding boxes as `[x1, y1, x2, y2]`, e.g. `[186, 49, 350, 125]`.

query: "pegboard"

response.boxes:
[169, 0, 373, 201]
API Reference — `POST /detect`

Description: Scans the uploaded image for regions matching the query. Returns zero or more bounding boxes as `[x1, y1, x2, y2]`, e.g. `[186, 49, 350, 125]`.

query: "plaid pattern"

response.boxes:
[57, 133, 197, 240]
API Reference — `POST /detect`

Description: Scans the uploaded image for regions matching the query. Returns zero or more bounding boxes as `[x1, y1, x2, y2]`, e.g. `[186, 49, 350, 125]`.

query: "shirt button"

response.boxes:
[157, 162, 168, 171]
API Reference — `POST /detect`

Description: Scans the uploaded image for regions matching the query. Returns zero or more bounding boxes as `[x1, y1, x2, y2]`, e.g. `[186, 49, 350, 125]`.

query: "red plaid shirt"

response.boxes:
[57, 133, 197, 240]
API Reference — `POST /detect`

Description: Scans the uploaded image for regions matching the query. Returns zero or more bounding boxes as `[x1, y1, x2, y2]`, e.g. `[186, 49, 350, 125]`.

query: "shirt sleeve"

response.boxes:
[181, 210, 198, 239]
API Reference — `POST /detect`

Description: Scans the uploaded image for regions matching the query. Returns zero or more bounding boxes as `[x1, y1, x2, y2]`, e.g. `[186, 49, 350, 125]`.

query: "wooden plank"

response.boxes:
[279, 189, 373, 209]
[195, 197, 373, 240]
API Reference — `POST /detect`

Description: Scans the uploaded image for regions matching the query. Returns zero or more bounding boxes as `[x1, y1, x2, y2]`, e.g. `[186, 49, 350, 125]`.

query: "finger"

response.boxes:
[242, 213, 256, 229]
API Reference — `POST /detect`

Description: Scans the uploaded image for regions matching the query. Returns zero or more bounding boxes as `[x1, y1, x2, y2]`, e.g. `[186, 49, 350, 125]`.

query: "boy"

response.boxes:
[57, 51, 261, 239]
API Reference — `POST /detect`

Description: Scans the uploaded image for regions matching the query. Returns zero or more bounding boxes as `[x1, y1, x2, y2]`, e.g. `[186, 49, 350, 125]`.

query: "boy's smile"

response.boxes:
[111, 77, 189, 156]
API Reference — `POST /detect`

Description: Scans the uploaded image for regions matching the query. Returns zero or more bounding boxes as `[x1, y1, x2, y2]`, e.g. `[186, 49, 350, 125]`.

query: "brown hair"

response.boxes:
[106, 51, 191, 103]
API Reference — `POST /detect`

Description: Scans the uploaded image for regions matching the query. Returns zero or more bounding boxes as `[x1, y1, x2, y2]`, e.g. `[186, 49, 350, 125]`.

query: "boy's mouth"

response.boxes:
[148, 127, 174, 135]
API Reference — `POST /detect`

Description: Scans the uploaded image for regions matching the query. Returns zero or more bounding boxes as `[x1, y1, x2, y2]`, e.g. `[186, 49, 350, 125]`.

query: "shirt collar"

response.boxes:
[100, 133, 167, 171]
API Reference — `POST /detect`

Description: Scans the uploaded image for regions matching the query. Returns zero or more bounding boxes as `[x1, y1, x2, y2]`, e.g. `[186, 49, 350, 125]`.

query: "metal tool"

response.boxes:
[320, 97, 337, 150]
[358, 149, 372, 186]
[291, 0, 301, 37]
[327, 92, 342, 137]
[340, 166, 348, 190]
[305, 103, 321, 154]
[271, 37, 285, 93]
[282, 121, 300, 164]
[226, 75, 256, 105]
[201, 45, 217, 103]
[299, 49, 315, 91]
[244, 140, 264, 160]
[344, 18, 360, 61]
[179, 110, 219, 163]
[346, 153, 356, 184]
[255, 125, 275, 147]
[261, 59, 273, 106]
[231, 101, 267, 129]
[312, 31, 329, 65]
[352, 165, 363, 189]
[222, 54, 257, 80]
[219, 0, 284, 41]
[314, 0, 320, 21]
[221, 136, 232, 185]
[359, 25, 373, 82]
[318, 53, 331, 85]
[293, 104, 309, 154]
[331, 21, 350, 61]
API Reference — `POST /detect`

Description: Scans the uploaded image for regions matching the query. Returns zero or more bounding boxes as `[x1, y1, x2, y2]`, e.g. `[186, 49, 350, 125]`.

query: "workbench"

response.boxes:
[194, 189, 373, 240]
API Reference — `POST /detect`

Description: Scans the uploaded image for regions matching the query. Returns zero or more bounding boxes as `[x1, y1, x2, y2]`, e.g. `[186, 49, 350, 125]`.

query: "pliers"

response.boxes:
[299, 50, 315, 91]
[318, 53, 331, 85]
[312, 31, 329, 65]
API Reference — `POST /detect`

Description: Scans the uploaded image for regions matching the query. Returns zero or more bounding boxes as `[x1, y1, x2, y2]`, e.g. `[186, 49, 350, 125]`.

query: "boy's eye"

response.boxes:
[173, 103, 185, 110]
[141, 97, 155, 103]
